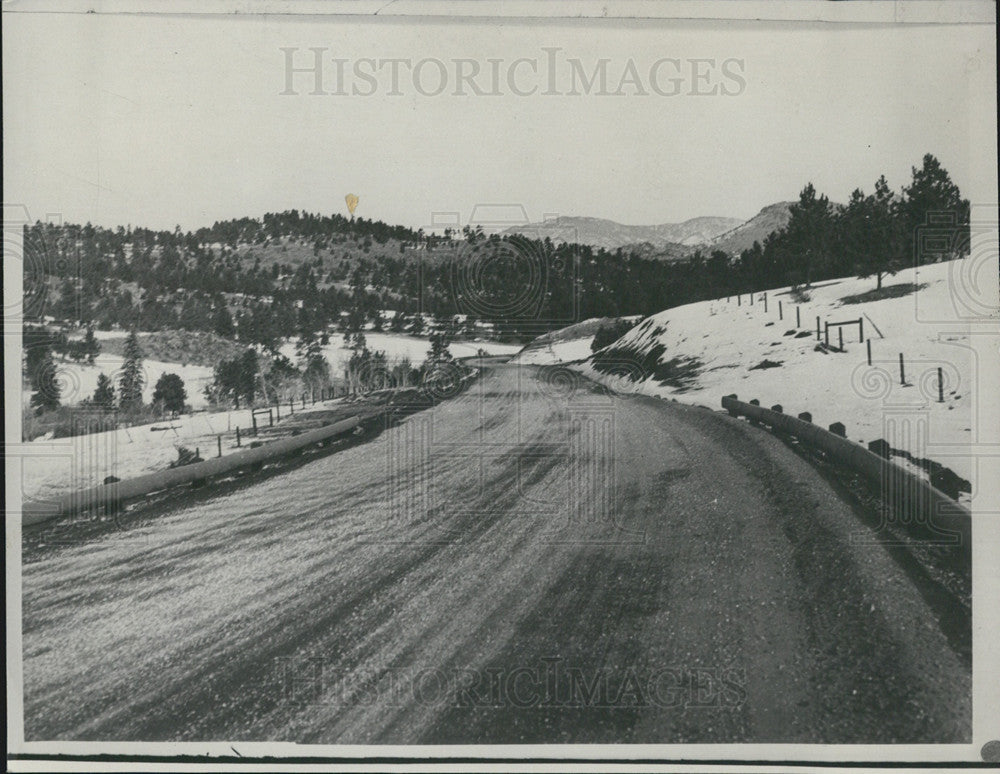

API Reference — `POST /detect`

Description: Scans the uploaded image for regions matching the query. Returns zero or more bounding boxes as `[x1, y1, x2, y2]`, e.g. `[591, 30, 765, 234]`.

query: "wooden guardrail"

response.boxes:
[21, 415, 361, 527]
[721, 394, 971, 554]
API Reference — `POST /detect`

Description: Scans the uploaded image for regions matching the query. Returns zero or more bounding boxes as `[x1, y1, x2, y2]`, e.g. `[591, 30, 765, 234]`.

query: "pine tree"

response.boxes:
[118, 329, 145, 411]
[93, 372, 116, 409]
[238, 349, 259, 405]
[859, 175, 904, 289]
[212, 303, 235, 338]
[153, 373, 187, 413]
[785, 183, 834, 287]
[83, 325, 101, 364]
[900, 153, 970, 264]
[29, 349, 61, 414]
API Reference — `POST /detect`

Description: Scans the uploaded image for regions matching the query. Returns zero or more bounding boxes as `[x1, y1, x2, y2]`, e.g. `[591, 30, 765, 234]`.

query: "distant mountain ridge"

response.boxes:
[502, 215, 743, 252]
[706, 201, 795, 256]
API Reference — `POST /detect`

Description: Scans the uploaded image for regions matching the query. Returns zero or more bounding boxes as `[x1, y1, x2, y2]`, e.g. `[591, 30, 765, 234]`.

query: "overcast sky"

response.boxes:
[3, 12, 996, 231]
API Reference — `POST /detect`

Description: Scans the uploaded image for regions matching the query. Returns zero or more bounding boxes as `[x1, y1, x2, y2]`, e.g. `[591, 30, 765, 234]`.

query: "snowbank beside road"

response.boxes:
[545, 260, 988, 496]
[19, 405, 269, 502]
[17, 400, 353, 504]
[514, 316, 642, 365]
[517, 338, 595, 365]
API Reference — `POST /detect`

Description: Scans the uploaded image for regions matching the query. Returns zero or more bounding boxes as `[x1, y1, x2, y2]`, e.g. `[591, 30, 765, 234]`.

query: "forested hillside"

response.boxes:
[22, 152, 969, 371]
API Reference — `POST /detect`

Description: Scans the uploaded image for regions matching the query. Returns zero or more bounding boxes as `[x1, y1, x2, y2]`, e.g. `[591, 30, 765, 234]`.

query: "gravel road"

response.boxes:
[20, 363, 970, 743]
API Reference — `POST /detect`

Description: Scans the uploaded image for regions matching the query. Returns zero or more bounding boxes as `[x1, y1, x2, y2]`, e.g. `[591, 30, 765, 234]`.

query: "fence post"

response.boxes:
[738, 294, 741, 306]
[838, 327, 844, 350]
[236, 426, 241, 447]
[289, 399, 294, 415]
[867, 339, 872, 366]
[276, 401, 280, 420]
[217, 435, 222, 457]
[858, 317, 864, 343]
[938, 367, 944, 402]
[252, 415, 258, 437]
[763, 293, 768, 313]
[779, 300, 783, 320]
[750, 291, 754, 305]
[816, 316, 821, 341]
[269, 408, 274, 427]
[899, 352, 905, 385]
[796, 306, 800, 328]
[824, 322, 829, 347]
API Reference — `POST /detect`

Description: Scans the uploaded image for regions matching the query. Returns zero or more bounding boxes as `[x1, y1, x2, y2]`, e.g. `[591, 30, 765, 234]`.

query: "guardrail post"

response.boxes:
[868, 439, 891, 459]
[682, 394, 971, 552]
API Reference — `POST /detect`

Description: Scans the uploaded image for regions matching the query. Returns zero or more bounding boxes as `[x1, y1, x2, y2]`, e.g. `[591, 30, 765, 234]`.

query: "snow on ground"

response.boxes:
[35, 333, 521, 411]
[517, 337, 595, 365]
[514, 316, 641, 365]
[20, 332, 522, 502]
[91, 329, 129, 341]
[33, 355, 216, 410]
[278, 332, 522, 375]
[17, 401, 351, 503]
[535, 260, 988, 494]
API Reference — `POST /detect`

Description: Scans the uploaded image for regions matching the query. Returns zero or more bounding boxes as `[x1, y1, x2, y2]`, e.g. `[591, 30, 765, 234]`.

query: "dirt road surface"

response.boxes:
[20, 363, 970, 743]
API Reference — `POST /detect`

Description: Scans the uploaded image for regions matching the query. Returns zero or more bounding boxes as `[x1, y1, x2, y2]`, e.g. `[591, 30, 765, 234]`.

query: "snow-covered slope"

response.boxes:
[518, 337, 596, 365]
[542, 259, 990, 496]
[514, 317, 639, 365]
